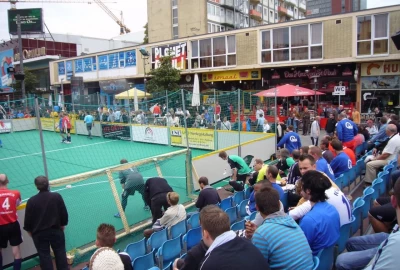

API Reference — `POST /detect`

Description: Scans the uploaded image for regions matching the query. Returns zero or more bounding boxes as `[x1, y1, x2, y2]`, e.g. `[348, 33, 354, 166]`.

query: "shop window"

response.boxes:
[261, 22, 322, 63]
[357, 13, 388, 56]
[191, 35, 236, 69]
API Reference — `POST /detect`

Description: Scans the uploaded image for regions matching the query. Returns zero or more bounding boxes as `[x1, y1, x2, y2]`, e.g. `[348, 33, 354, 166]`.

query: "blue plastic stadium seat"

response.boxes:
[233, 191, 245, 206]
[312, 256, 320, 270]
[351, 198, 365, 235]
[355, 144, 364, 158]
[237, 199, 249, 219]
[335, 174, 344, 190]
[156, 236, 182, 269]
[170, 219, 187, 239]
[147, 228, 168, 253]
[182, 226, 202, 252]
[316, 245, 335, 270]
[372, 178, 385, 197]
[225, 206, 238, 225]
[244, 186, 252, 199]
[125, 237, 146, 262]
[187, 212, 200, 229]
[281, 192, 289, 212]
[220, 197, 233, 211]
[362, 187, 375, 219]
[132, 252, 156, 270]
[336, 215, 356, 257]
[163, 262, 172, 270]
[149, 267, 160, 270]
[231, 219, 245, 231]
[244, 211, 257, 221]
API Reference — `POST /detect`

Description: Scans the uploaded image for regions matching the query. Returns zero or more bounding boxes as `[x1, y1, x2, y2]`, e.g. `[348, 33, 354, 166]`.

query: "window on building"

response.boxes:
[191, 35, 236, 69]
[172, 0, 177, 7]
[172, 8, 178, 25]
[357, 13, 389, 56]
[173, 26, 179, 39]
[261, 22, 323, 63]
[226, 10, 233, 23]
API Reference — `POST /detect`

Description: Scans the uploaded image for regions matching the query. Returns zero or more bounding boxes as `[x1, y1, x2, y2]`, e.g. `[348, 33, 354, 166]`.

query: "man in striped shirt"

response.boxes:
[251, 186, 314, 270]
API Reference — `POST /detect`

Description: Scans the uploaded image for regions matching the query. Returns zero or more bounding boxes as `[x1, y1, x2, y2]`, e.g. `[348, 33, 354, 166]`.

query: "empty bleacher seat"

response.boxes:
[225, 206, 238, 225]
[237, 199, 249, 219]
[231, 219, 245, 231]
[132, 252, 156, 270]
[233, 191, 245, 206]
[187, 212, 200, 229]
[362, 187, 375, 219]
[351, 198, 365, 235]
[156, 236, 182, 269]
[335, 215, 356, 260]
[147, 229, 168, 253]
[125, 237, 146, 262]
[220, 197, 233, 211]
[169, 219, 187, 239]
[182, 226, 202, 252]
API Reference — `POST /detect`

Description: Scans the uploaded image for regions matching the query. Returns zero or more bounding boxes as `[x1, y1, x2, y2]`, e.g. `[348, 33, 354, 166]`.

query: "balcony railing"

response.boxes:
[249, 0, 261, 5]
[299, 2, 306, 11]
[287, 9, 294, 17]
[249, 9, 262, 21]
[278, 6, 287, 15]
[286, 0, 298, 6]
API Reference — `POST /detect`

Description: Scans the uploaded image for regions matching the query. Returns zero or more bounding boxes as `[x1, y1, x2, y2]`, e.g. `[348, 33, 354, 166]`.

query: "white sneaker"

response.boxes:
[65, 141, 71, 144]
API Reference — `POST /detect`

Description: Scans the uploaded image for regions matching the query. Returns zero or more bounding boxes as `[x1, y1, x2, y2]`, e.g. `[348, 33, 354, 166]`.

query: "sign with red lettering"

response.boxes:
[151, 43, 187, 70]
[101, 124, 131, 140]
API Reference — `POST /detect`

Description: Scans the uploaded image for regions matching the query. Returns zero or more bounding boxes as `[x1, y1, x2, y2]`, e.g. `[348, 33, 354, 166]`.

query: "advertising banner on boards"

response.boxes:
[0, 120, 12, 133]
[132, 126, 168, 145]
[102, 124, 131, 140]
[170, 127, 214, 150]
[40, 118, 55, 131]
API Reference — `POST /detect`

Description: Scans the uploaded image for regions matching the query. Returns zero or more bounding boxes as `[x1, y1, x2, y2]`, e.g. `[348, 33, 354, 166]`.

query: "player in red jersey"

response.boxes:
[62, 112, 72, 144]
[0, 174, 22, 270]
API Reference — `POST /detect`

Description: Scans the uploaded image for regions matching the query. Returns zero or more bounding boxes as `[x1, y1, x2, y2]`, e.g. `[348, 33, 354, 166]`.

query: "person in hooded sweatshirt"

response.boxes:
[195, 177, 221, 211]
[336, 112, 358, 151]
[251, 187, 314, 270]
[198, 205, 270, 270]
[276, 125, 301, 153]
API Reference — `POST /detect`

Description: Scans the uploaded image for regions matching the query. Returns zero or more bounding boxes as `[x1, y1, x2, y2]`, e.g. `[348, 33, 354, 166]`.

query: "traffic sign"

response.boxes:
[333, 86, 346, 95]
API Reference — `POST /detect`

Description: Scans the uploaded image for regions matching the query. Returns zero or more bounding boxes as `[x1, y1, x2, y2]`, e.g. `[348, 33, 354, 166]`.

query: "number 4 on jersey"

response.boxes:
[2, 197, 10, 210]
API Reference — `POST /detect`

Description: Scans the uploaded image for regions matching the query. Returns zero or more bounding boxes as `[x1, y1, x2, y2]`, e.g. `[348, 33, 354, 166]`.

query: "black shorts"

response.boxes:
[369, 202, 396, 223]
[0, 221, 23, 248]
[63, 128, 71, 134]
[86, 124, 92, 131]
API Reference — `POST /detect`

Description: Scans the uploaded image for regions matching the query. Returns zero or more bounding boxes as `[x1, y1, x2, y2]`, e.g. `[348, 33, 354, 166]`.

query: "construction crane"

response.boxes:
[93, 0, 130, 35]
[0, 0, 131, 35]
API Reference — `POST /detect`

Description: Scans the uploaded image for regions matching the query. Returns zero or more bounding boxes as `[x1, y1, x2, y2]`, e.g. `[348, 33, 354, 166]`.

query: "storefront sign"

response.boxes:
[152, 43, 187, 70]
[99, 79, 129, 94]
[361, 76, 400, 90]
[361, 61, 400, 76]
[282, 68, 338, 79]
[170, 127, 215, 150]
[40, 118, 55, 131]
[0, 120, 12, 133]
[132, 126, 168, 145]
[101, 124, 131, 140]
[14, 47, 46, 62]
[202, 69, 261, 82]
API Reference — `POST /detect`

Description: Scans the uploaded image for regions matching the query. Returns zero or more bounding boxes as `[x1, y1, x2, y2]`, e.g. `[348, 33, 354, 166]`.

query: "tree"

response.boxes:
[143, 23, 148, 44]
[146, 55, 181, 93]
[15, 68, 39, 93]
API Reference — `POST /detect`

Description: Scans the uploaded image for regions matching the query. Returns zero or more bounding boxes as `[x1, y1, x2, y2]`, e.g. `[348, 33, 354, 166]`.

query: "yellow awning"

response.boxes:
[114, 88, 152, 99]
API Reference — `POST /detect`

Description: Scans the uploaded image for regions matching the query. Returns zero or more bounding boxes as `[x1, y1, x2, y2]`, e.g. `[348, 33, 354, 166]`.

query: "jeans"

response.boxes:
[311, 137, 319, 146]
[32, 228, 69, 270]
[335, 233, 389, 270]
[391, 169, 400, 188]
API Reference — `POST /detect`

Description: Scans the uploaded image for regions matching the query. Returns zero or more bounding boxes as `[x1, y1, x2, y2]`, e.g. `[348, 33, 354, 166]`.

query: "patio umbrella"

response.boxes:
[115, 87, 152, 111]
[48, 94, 52, 107]
[254, 84, 325, 97]
[254, 84, 325, 148]
[192, 74, 200, 109]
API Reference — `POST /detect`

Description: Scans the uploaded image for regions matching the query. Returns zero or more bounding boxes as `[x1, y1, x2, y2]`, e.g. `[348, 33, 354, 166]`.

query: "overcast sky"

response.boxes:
[0, 0, 399, 42]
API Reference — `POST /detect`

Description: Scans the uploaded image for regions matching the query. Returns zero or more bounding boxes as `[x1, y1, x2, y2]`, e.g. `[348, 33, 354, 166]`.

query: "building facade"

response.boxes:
[49, 5, 400, 113]
[0, 34, 139, 103]
[306, 0, 367, 18]
[148, 0, 307, 43]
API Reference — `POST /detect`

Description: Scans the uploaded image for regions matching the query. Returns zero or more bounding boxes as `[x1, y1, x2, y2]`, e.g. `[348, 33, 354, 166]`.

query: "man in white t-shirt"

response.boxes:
[289, 155, 352, 226]
[365, 124, 400, 184]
